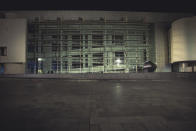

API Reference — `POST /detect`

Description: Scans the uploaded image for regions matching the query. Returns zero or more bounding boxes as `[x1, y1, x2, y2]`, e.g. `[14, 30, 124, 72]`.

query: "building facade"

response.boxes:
[0, 19, 26, 74]
[170, 16, 196, 72]
[27, 18, 155, 73]
[0, 11, 195, 74]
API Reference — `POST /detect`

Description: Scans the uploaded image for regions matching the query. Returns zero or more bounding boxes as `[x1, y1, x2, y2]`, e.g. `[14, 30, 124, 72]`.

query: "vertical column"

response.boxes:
[136, 48, 138, 72]
[37, 17, 42, 74]
[107, 34, 113, 71]
[45, 20, 52, 74]
[68, 35, 72, 72]
[126, 31, 131, 72]
[60, 30, 63, 73]
[125, 30, 129, 73]
[82, 34, 86, 71]
[145, 31, 149, 61]
[103, 31, 107, 73]
[154, 22, 169, 72]
[88, 33, 92, 72]
[33, 22, 37, 74]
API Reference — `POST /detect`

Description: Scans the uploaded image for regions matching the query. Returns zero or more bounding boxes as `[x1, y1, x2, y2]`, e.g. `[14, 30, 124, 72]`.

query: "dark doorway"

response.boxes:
[0, 64, 5, 74]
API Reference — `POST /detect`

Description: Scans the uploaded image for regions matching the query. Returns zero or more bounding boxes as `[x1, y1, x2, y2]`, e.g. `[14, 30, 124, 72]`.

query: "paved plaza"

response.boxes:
[0, 78, 196, 131]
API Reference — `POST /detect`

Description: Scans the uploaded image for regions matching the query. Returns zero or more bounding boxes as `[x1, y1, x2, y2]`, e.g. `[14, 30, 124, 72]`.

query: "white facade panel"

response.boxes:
[0, 19, 26, 63]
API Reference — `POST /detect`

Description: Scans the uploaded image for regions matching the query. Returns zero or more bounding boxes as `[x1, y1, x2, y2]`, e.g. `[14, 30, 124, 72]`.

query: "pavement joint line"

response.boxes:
[0, 77, 172, 81]
[151, 80, 171, 81]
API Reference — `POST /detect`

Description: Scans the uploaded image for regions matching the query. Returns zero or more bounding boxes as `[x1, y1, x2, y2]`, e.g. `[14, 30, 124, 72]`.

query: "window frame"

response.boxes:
[0, 47, 7, 56]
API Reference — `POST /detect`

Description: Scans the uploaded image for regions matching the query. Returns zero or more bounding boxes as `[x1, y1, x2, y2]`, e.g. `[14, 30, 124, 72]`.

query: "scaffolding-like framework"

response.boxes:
[26, 17, 155, 73]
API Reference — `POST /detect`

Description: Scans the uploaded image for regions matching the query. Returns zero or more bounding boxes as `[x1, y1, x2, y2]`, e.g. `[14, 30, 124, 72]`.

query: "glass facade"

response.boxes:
[26, 18, 155, 73]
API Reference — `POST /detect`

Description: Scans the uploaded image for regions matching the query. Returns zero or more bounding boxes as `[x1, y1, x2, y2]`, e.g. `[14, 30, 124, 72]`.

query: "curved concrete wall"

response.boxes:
[171, 16, 196, 63]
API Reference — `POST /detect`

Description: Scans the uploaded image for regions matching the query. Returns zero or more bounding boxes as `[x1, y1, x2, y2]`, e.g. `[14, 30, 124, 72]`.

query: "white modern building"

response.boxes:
[0, 11, 195, 74]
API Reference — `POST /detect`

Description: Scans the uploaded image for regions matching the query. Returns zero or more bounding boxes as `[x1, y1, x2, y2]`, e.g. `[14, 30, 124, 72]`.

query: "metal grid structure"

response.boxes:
[26, 17, 155, 73]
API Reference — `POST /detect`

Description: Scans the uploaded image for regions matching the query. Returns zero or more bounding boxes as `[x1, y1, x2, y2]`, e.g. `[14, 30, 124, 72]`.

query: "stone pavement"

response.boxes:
[0, 78, 196, 131]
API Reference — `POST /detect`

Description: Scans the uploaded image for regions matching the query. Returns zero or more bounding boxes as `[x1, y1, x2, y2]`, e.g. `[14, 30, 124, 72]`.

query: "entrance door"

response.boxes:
[0, 64, 4, 74]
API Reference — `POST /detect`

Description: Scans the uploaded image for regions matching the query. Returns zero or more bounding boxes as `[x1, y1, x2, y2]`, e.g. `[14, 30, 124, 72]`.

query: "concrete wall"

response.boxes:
[4, 63, 25, 74]
[171, 16, 196, 63]
[0, 19, 27, 74]
[154, 22, 170, 72]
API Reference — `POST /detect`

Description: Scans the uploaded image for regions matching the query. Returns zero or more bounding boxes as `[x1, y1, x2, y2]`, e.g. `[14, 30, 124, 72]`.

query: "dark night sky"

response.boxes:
[1, 0, 196, 14]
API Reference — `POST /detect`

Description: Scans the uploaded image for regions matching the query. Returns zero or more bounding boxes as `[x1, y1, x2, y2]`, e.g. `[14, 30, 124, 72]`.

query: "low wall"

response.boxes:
[4, 63, 25, 74]
[0, 73, 196, 80]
